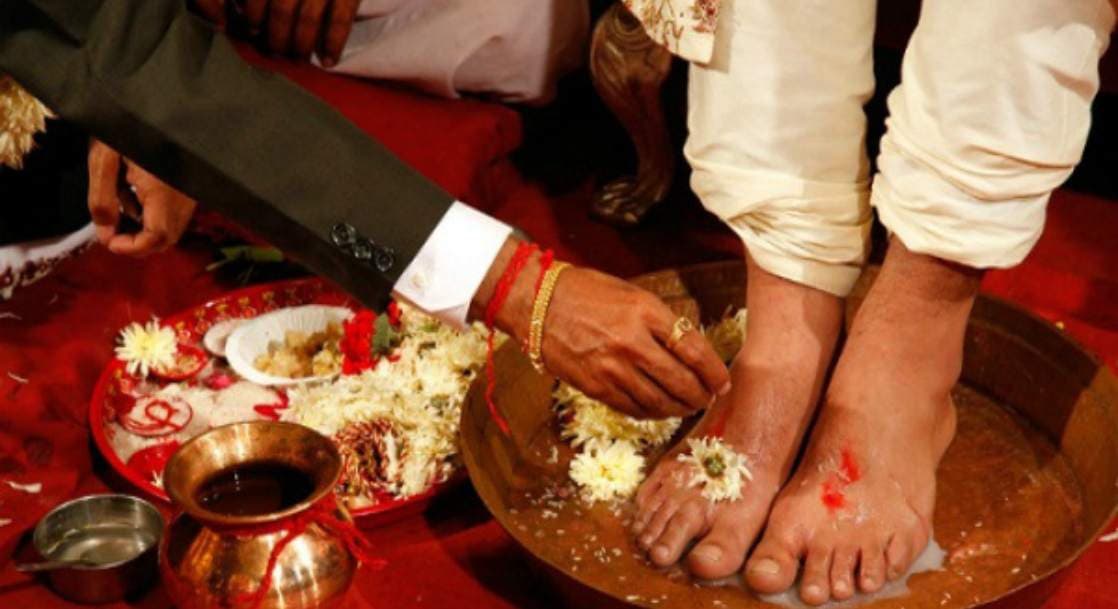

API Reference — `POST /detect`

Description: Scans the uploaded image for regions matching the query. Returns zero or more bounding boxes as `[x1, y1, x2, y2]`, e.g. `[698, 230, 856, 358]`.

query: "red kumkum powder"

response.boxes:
[821, 480, 845, 510]
[821, 447, 860, 512]
[839, 448, 861, 483]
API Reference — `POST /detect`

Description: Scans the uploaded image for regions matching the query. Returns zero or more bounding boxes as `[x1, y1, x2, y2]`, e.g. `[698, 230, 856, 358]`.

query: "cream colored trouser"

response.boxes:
[687, 0, 1115, 296]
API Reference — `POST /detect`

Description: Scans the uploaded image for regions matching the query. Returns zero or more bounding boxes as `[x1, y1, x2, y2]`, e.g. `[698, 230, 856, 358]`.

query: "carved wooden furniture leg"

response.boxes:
[589, 3, 674, 226]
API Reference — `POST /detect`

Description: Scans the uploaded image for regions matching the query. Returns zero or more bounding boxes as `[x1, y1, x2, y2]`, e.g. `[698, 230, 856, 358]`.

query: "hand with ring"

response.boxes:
[479, 240, 732, 420]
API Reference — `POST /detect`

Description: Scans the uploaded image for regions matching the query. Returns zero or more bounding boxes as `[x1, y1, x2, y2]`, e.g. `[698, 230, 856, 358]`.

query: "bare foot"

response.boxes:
[632, 256, 842, 580]
[745, 238, 981, 605]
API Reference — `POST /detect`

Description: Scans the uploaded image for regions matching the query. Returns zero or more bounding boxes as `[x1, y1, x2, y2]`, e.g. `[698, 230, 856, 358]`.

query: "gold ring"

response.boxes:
[668, 317, 695, 349]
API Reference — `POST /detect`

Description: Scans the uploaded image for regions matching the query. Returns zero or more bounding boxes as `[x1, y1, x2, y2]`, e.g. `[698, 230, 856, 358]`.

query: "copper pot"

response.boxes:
[159, 421, 357, 609]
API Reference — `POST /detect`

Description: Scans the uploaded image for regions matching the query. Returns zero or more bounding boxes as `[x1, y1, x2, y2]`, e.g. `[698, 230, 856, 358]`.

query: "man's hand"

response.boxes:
[88, 140, 198, 257]
[192, 0, 359, 66]
[475, 240, 731, 420]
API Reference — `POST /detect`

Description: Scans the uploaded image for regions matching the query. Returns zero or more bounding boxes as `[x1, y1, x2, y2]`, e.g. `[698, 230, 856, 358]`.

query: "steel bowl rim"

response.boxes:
[32, 493, 165, 571]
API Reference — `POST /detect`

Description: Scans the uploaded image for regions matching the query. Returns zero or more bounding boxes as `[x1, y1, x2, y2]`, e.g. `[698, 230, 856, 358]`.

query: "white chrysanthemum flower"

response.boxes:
[555, 383, 680, 449]
[116, 319, 177, 378]
[0, 75, 52, 170]
[677, 436, 753, 502]
[569, 440, 646, 503]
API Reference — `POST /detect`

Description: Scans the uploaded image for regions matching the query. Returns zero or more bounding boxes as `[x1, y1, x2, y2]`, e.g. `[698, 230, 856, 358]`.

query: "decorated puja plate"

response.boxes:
[460, 261, 1118, 609]
[91, 278, 478, 525]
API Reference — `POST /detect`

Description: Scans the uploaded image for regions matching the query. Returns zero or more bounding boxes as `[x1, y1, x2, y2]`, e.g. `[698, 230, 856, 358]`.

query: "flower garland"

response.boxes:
[0, 75, 52, 170]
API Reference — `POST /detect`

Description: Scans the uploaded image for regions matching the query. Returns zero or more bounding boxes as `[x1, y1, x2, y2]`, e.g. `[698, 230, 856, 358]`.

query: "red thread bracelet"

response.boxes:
[483, 242, 538, 435]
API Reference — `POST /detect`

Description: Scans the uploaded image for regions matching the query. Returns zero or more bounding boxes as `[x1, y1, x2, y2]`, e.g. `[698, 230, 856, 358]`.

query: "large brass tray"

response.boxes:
[459, 262, 1118, 609]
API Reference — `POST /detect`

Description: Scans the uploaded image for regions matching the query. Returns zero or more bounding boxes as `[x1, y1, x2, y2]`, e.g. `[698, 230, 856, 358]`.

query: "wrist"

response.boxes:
[469, 238, 546, 344]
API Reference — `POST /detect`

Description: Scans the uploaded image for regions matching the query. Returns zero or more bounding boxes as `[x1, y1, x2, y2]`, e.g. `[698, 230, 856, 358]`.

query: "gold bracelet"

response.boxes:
[527, 262, 571, 374]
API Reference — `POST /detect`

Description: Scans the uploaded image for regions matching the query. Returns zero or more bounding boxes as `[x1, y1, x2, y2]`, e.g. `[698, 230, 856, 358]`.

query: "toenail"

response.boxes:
[718, 382, 731, 396]
[834, 581, 850, 595]
[692, 545, 722, 563]
[803, 584, 823, 600]
[640, 535, 654, 547]
[750, 558, 781, 576]
[863, 576, 875, 587]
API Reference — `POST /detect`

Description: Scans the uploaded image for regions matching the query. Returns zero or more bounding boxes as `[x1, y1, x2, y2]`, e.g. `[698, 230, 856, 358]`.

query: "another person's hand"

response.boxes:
[87, 140, 198, 257]
[477, 240, 731, 420]
[193, 0, 359, 66]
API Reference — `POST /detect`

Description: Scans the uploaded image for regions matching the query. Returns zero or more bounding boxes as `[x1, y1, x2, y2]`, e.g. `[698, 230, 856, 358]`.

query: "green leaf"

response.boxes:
[372, 314, 401, 356]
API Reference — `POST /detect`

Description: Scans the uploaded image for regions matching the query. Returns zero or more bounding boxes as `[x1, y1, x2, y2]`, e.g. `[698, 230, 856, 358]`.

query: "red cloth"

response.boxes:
[1, 57, 1116, 608]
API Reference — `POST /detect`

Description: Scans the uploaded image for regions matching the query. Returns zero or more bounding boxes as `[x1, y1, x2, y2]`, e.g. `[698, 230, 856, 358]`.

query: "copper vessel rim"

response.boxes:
[164, 420, 342, 527]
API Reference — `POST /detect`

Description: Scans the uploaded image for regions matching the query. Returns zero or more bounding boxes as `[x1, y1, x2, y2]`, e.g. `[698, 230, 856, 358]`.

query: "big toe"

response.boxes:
[687, 509, 763, 580]
[745, 536, 801, 594]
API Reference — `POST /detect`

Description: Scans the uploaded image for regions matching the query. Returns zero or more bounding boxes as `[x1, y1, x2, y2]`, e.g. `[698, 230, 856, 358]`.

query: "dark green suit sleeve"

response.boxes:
[0, 0, 455, 309]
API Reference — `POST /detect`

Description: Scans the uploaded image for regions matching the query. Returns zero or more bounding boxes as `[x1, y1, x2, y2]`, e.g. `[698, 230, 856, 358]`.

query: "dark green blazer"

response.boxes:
[0, 0, 455, 309]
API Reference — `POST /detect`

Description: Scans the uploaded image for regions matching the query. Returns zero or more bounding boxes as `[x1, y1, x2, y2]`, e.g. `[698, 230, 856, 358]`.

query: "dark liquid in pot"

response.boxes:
[196, 461, 315, 516]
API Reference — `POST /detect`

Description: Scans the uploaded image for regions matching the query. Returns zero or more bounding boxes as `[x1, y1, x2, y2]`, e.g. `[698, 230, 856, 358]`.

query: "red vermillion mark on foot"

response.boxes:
[821, 480, 845, 510]
[839, 448, 861, 483]
[820, 447, 859, 513]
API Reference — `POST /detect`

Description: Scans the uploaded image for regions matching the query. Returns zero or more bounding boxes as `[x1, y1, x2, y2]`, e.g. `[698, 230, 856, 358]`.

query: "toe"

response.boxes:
[745, 526, 802, 594]
[633, 481, 666, 535]
[687, 509, 762, 580]
[799, 543, 833, 605]
[858, 540, 886, 593]
[829, 545, 859, 601]
[638, 499, 677, 550]
[885, 535, 912, 581]
[650, 502, 706, 567]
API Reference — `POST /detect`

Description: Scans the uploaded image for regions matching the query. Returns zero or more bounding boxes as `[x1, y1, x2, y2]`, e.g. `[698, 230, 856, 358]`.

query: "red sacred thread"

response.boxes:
[187, 494, 385, 609]
[483, 242, 539, 436]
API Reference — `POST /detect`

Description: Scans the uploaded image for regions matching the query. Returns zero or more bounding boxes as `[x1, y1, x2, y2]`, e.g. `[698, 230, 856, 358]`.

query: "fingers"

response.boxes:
[292, 0, 328, 58]
[647, 306, 731, 397]
[320, 0, 358, 66]
[87, 140, 122, 246]
[637, 336, 711, 411]
[267, 0, 300, 55]
[193, 0, 226, 26]
[623, 369, 694, 419]
[110, 161, 197, 258]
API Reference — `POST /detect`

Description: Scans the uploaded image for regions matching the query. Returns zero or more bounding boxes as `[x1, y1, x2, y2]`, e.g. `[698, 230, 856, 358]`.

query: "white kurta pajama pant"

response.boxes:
[687, 0, 1115, 297]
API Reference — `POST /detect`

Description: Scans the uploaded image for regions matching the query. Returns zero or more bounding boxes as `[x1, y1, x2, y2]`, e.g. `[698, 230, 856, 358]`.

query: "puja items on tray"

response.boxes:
[106, 298, 490, 511]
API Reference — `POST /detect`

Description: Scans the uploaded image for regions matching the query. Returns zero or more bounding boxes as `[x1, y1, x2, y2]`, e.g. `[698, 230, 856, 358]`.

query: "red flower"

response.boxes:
[387, 300, 401, 327]
[341, 310, 377, 375]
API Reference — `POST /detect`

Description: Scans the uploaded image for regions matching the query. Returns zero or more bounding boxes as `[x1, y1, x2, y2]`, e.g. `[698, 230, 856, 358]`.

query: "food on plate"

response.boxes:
[253, 322, 343, 379]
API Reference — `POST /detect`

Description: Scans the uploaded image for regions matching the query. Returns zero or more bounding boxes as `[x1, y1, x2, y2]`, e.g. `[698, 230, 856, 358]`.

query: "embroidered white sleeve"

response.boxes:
[393, 202, 511, 330]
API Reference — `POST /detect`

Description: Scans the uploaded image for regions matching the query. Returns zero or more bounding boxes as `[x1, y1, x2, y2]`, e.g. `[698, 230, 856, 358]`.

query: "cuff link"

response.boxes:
[331, 222, 395, 273]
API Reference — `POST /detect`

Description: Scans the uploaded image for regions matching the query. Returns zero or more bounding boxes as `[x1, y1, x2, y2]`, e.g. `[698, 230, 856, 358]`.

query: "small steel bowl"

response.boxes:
[31, 494, 164, 604]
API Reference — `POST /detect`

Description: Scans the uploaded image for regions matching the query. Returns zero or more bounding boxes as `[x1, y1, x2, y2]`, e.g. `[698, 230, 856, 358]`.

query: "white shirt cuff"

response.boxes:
[392, 201, 512, 330]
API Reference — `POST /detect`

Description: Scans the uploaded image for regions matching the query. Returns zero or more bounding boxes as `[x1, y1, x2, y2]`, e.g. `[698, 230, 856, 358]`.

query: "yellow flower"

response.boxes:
[677, 436, 753, 503]
[0, 75, 52, 170]
[116, 319, 177, 378]
[569, 440, 646, 503]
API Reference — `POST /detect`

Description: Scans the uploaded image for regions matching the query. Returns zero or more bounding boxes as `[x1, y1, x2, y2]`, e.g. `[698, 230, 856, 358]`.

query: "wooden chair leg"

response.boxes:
[589, 3, 675, 226]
